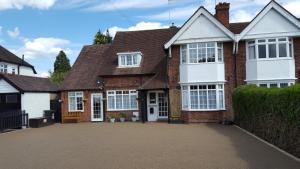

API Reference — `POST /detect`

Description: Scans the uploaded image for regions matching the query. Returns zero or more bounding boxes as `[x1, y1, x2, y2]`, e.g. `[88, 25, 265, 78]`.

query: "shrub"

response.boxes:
[232, 85, 300, 158]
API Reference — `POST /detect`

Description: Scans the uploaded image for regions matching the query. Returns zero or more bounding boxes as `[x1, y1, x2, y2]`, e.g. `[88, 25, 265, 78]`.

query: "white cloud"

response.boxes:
[0, 0, 56, 10]
[284, 1, 300, 17]
[13, 37, 72, 59]
[231, 10, 255, 22]
[108, 21, 169, 37]
[39, 71, 50, 78]
[7, 27, 20, 38]
[85, 0, 168, 12]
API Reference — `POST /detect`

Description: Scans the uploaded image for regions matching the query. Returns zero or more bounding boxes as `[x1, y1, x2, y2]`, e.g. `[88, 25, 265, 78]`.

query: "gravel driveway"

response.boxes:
[0, 123, 299, 169]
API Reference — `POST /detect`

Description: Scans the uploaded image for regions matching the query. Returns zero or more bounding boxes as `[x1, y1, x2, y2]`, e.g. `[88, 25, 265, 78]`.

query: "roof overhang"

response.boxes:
[164, 7, 235, 49]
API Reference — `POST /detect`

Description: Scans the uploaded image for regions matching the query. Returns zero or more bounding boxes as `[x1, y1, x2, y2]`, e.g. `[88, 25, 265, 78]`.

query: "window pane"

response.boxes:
[182, 90, 189, 109]
[108, 95, 115, 109]
[279, 44, 287, 57]
[123, 94, 130, 109]
[130, 94, 137, 109]
[208, 90, 217, 109]
[189, 48, 197, 63]
[218, 90, 224, 109]
[199, 90, 207, 109]
[249, 46, 256, 59]
[268, 44, 276, 58]
[133, 55, 138, 65]
[280, 83, 288, 88]
[190, 91, 199, 109]
[116, 94, 122, 109]
[198, 47, 206, 63]
[69, 97, 76, 111]
[258, 45, 266, 58]
[259, 84, 267, 87]
[76, 97, 83, 111]
[270, 83, 278, 88]
[207, 48, 215, 62]
[121, 56, 126, 65]
[126, 55, 132, 65]
[181, 45, 187, 63]
[289, 43, 293, 57]
[217, 43, 223, 62]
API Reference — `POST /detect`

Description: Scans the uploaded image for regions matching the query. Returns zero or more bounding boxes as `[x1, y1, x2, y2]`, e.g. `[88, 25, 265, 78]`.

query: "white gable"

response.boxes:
[246, 9, 299, 37]
[175, 14, 231, 44]
[0, 79, 19, 93]
[239, 1, 300, 40]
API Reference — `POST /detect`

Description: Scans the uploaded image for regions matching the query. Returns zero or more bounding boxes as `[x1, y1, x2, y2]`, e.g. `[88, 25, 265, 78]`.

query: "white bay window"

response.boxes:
[107, 90, 138, 111]
[247, 37, 293, 60]
[181, 84, 224, 111]
[181, 42, 223, 64]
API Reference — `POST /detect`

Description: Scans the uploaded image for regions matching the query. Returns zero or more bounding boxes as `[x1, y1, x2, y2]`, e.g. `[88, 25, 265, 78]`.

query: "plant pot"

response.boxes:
[120, 117, 125, 122]
[132, 117, 137, 122]
[110, 118, 115, 123]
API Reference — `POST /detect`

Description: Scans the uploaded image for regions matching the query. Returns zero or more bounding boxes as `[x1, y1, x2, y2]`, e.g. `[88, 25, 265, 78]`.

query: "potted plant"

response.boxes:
[132, 115, 137, 122]
[120, 113, 126, 122]
[109, 114, 117, 123]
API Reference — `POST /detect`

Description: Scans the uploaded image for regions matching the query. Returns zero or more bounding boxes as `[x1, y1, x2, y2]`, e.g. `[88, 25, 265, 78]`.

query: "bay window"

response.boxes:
[181, 84, 224, 111]
[68, 92, 84, 112]
[247, 37, 293, 60]
[181, 42, 223, 64]
[256, 82, 294, 88]
[107, 90, 138, 111]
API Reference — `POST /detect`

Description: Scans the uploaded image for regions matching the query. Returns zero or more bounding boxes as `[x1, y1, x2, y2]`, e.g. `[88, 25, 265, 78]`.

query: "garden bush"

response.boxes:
[233, 85, 300, 158]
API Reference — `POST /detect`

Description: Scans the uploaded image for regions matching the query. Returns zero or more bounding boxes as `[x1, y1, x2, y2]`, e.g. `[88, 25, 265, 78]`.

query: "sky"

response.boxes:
[0, 0, 299, 77]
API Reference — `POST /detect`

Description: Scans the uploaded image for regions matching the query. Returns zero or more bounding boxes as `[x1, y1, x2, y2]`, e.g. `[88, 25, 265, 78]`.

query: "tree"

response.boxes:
[93, 29, 112, 45]
[50, 50, 71, 85]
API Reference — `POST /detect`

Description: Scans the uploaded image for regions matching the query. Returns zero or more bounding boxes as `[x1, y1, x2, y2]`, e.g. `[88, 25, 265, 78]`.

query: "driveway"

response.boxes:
[0, 123, 299, 169]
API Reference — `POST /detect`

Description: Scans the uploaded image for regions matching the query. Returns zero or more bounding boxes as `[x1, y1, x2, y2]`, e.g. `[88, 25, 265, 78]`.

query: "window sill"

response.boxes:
[117, 66, 140, 68]
[68, 110, 84, 113]
[182, 109, 226, 112]
[180, 62, 224, 65]
[107, 109, 139, 112]
[247, 58, 294, 62]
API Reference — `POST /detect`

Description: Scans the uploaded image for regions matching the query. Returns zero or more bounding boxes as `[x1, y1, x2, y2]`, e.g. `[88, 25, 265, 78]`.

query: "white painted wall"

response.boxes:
[244, 9, 300, 39]
[246, 59, 295, 81]
[0, 79, 19, 93]
[180, 63, 225, 83]
[175, 14, 230, 44]
[19, 66, 35, 76]
[21, 93, 50, 119]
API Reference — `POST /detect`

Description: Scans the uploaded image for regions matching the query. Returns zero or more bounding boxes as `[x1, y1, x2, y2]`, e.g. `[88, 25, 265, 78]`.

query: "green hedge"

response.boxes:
[232, 85, 300, 158]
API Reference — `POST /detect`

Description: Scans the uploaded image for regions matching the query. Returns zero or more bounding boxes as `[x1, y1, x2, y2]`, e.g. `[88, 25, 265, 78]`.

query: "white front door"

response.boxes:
[147, 91, 168, 121]
[91, 93, 103, 122]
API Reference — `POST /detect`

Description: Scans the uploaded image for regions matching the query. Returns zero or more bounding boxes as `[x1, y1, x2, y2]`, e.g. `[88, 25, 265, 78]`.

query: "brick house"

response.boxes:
[60, 1, 300, 123]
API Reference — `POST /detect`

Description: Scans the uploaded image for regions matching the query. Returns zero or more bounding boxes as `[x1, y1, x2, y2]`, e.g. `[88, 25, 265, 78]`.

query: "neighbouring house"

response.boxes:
[60, 1, 300, 123]
[0, 46, 58, 119]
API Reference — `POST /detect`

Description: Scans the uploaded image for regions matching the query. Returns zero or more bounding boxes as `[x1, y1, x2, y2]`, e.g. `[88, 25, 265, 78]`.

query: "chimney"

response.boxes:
[215, 2, 230, 27]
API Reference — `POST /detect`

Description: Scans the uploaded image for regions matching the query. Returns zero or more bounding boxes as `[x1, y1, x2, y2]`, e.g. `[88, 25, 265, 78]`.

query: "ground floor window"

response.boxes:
[181, 84, 225, 111]
[107, 90, 138, 111]
[250, 81, 295, 88]
[68, 91, 84, 112]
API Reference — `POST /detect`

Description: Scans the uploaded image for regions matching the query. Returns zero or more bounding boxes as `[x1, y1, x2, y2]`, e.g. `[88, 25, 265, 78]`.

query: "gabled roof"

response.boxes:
[238, 0, 300, 41]
[60, 44, 110, 91]
[164, 7, 235, 49]
[98, 28, 179, 76]
[0, 45, 37, 74]
[0, 74, 58, 93]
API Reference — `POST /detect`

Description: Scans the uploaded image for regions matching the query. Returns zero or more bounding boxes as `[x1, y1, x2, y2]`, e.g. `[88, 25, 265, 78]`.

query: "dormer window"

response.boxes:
[118, 52, 142, 68]
[0, 64, 8, 73]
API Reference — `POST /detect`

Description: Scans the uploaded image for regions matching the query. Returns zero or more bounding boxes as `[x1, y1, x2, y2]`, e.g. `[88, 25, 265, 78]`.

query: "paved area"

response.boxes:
[0, 123, 299, 169]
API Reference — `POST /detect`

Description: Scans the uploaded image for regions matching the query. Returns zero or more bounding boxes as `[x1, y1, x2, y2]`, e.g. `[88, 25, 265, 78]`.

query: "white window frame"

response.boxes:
[254, 81, 295, 88]
[246, 37, 294, 61]
[181, 84, 225, 111]
[68, 91, 84, 112]
[180, 42, 223, 64]
[117, 52, 142, 68]
[0, 64, 8, 73]
[106, 90, 139, 111]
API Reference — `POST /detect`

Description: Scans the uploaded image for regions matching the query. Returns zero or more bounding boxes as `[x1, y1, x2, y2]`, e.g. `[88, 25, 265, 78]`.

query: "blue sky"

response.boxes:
[0, 0, 299, 77]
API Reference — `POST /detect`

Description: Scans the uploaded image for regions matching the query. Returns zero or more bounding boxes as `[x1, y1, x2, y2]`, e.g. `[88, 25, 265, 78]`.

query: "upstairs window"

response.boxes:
[247, 38, 293, 60]
[0, 64, 8, 73]
[118, 52, 142, 68]
[181, 42, 223, 64]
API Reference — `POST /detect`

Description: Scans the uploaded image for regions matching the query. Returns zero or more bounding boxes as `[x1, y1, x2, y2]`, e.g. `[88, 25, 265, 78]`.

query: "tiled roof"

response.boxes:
[229, 22, 250, 34]
[60, 44, 110, 91]
[97, 28, 179, 76]
[0, 45, 36, 73]
[0, 74, 58, 92]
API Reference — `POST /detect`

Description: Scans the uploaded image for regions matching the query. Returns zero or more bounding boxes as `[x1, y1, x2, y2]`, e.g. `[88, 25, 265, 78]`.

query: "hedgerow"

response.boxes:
[232, 85, 300, 158]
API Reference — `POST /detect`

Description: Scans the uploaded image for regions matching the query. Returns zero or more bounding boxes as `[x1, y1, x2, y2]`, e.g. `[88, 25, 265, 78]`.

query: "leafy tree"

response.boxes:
[50, 50, 71, 85]
[93, 29, 112, 45]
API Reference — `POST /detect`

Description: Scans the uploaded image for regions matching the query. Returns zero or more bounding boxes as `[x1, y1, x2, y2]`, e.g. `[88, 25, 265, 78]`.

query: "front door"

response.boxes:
[91, 93, 103, 122]
[147, 91, 168, 121]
